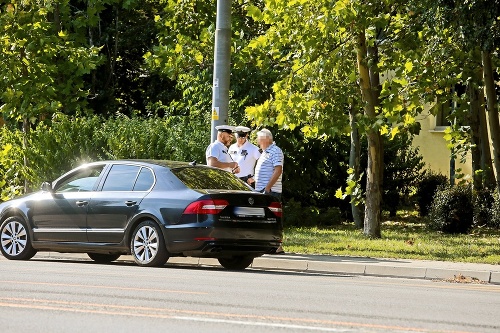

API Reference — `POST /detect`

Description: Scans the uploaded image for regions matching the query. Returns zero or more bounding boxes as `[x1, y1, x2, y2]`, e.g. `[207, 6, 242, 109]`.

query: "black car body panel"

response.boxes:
[0, 160, 283, 267]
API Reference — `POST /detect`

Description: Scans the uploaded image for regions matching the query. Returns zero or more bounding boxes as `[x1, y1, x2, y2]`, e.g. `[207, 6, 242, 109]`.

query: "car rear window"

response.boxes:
[171, 167, 251, 191]
[133, 167, 155, 191]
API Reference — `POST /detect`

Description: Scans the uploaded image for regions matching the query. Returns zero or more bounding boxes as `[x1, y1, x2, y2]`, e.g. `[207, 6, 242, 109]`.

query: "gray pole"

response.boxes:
[210, 0, 232, 142]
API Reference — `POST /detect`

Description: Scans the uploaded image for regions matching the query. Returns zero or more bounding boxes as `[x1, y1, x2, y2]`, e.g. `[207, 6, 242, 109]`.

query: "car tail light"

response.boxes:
[269, 202, 282, 217]
[183, 199, 229, 215]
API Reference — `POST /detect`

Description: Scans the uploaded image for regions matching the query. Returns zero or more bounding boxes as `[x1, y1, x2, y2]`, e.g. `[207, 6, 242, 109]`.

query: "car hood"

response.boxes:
[0, 191, 45, 210]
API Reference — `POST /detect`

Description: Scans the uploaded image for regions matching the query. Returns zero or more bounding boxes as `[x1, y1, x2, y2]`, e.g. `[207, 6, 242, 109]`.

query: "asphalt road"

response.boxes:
[1, 257, 500, 333]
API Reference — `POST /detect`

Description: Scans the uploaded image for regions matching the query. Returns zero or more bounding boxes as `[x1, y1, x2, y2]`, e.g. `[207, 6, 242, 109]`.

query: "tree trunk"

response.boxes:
[23, 118, 29, 193]
[356, 31, 382, 238]
[349, 103, 363, 228]
[468, 71, 482, 190]
[105, 6, 120, 90]
[368, 39, 384, 215]
[53, 2, 60, 31]
[482, 51, 500, 191]
[478, 89, 496, 187]
[472, 63, 496, 188]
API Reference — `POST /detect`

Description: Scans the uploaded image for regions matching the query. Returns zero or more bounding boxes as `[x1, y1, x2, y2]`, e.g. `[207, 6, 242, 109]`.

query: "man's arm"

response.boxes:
[264, 165, 283, 192]
[207, 157, 238, 171]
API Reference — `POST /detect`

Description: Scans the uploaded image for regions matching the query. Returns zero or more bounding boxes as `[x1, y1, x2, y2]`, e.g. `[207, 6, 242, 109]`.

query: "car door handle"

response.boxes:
[125, 201, 137, 206]
[76, 201, 88, 207]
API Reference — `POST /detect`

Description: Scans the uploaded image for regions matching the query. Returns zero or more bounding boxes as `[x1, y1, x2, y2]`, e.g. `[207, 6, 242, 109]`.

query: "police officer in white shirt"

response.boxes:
[228, 126, 261, 188]
[206, 125, 239, 173]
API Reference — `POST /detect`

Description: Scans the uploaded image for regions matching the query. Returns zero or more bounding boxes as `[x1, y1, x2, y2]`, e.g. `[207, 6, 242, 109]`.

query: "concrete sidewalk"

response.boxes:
[34, 252, 500, 285]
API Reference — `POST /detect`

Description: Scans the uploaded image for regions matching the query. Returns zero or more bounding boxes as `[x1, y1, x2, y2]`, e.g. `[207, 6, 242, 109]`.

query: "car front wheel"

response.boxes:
[218, 256, 254, 270]
[130, 220, 168, 267]
[0, 217, 37, 260]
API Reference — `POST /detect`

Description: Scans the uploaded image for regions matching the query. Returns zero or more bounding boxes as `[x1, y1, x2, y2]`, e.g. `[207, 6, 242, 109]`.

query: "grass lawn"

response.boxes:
[282, 210, 500, 265]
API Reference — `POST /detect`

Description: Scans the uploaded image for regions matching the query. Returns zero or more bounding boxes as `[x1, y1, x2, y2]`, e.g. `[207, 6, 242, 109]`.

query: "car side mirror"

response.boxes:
[41, 182, 54, 193]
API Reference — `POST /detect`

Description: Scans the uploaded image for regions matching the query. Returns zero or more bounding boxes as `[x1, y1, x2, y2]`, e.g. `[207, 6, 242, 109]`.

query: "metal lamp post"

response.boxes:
[210, 0, 232, 142]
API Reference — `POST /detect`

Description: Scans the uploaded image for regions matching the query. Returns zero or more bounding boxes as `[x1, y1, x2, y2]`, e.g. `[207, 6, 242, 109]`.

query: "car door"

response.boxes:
[31, 165, 105, 242]
[86, 164, 154, 243]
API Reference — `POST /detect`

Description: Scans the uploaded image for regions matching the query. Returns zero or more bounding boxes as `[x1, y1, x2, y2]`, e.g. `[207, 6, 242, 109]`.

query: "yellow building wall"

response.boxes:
[412, 112, 472, 180]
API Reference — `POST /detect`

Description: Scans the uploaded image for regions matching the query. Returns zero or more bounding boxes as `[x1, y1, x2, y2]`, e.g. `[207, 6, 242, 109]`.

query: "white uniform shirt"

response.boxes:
[255, 143, 284, 193]
[206, 140, 232, 171]
[228, 140, 261, 178]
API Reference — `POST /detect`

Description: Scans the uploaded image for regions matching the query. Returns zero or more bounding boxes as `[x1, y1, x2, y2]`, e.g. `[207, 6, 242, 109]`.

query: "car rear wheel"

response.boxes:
[218, 256, 254, 270]
[87, 253, 121, 263]
[0, 216, 37, 260]
[130, 220, 168, 267]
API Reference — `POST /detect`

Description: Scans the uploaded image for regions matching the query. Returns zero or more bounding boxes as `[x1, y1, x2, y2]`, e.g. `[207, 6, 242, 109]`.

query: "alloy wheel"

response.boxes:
[133, 225, 159, 264]
[0, 217, 36, 260]
[130, 221, 169, 267]
[1, 220, 28, 256]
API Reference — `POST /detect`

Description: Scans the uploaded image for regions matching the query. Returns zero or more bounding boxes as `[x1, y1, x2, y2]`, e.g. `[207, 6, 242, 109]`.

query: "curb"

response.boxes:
[250, 257, 500, 284]
[31, 253, 500, 285]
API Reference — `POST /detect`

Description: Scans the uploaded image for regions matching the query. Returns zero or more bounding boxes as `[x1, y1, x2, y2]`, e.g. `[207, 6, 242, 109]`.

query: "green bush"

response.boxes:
[473, 188, 495, 227]
[428, 185, 474, 234]
[382, 134, 426, 217]
[283, 198, 343, 227]
[489, 190, 500, 229]
[279, 128, 427, 220]
[0, 128, 28, 201]
[416, 172, 448, 216]
[0, 113, 210, 200]
[277, 128, 351, 214]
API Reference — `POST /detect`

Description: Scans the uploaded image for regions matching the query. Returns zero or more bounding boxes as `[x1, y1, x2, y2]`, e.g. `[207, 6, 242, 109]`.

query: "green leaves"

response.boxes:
[0, 1, 103, 122]
[336, 167, 364, 204]
[246, 5, 263, 21]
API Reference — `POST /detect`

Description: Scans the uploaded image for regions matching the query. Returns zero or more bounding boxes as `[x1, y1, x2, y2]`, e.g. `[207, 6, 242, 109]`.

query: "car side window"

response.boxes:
[101, 164, 141, 191]
[133, 168, 155, 191]
[56, 165, 105, 193]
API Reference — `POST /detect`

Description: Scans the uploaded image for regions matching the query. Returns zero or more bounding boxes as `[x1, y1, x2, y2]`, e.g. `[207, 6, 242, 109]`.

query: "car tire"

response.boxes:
[0, 216, 37, 260]
[130, 220, 168, 267]
[218, 256, 254, 270]
[87, 253, 121, 263]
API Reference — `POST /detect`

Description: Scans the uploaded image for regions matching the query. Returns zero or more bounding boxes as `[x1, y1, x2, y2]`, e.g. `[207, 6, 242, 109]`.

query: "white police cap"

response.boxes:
[215, 125, 235, 134]
[235, 126, 251, 133]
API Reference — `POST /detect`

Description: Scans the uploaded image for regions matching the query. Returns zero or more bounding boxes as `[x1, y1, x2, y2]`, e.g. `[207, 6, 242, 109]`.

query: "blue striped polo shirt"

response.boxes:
[255, 143, 284, 193]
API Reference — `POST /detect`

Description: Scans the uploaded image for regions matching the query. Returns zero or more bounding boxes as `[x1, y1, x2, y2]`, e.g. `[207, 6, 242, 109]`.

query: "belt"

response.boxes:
[239, 175, 253, 182]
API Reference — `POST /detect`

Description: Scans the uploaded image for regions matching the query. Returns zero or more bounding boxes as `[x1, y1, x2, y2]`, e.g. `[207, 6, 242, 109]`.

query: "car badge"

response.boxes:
[248, 197, 254, 205]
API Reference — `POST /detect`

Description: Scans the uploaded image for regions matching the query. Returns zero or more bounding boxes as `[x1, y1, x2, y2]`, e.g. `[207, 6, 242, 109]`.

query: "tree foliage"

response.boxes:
[408, 0, 500, 190]
[241, 0, 434, 236]
[0, 1, 103, 122]
[0, 0, 499, 233]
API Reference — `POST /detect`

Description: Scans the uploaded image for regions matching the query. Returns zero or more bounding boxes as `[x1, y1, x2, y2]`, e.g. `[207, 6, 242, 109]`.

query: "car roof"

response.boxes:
[84, 159, 198, 170]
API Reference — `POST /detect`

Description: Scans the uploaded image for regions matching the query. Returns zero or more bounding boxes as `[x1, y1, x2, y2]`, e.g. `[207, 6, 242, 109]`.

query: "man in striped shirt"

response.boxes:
[255, 128, 285, 254]
[255, 128, 283, 201]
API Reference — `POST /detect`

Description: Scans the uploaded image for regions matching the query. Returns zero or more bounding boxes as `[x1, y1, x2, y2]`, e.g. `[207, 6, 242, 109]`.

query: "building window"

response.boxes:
[433, 84, 467, 130]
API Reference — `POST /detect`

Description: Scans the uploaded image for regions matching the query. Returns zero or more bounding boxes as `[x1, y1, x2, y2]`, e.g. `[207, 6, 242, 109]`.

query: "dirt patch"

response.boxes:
[438, 273, 488, 284]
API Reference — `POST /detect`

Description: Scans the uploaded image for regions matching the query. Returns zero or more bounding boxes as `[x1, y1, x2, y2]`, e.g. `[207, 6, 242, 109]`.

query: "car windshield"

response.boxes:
[171, 167, 251, 191]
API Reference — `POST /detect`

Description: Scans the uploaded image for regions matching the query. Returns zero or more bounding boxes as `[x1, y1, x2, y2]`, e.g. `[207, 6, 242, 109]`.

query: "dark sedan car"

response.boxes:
[0, 160, 283, 270]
